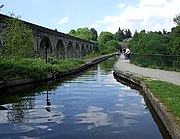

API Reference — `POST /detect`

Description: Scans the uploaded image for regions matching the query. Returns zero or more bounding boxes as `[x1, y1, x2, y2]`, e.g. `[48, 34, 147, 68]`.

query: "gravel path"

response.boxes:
[114, 55, 180, 86]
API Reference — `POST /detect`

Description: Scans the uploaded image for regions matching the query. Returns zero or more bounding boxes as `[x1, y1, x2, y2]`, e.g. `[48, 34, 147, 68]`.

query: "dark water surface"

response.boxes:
[0, 56, 169, 139]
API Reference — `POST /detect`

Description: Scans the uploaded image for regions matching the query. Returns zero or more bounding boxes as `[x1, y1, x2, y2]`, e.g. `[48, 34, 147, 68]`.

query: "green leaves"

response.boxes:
[1, 15, 35, 59]
[68, 27, 98, 41]
[0, 58, 85, 81]
[97, 32, 119, 54]
[129, 31, 171, 55]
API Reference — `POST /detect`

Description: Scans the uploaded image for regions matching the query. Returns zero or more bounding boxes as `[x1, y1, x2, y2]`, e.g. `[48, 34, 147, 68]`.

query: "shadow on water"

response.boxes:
[113, 73, 171, 139]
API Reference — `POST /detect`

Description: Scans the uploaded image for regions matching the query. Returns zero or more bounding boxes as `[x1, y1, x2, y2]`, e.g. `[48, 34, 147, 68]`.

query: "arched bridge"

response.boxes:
[0, 14, 98, 59]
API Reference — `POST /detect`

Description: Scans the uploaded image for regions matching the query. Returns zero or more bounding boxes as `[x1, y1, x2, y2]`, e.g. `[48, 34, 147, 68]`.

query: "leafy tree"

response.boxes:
[68, 29, 76, 36]
[106, 40, 120, 53]
[173, 13, 180, 26]
[98, 31, 115, 44]
[169, 26, 180, 55]
[124, 29, 132, 39]
[114, 27, 125, 41]
[169, 13, 180, 55]
[90, 28, 98, 41]
[97, 31, 117, 54]
[68, 27, 98, 41]
[1, 14, 35, 59]
[129, 30, 171, 54]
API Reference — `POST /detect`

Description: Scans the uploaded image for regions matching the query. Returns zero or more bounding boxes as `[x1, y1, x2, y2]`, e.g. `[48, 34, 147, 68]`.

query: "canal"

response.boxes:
[0, 56, 170, 139]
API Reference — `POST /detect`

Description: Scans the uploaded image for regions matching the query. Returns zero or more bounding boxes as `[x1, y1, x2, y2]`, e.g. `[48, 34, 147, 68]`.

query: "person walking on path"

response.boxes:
[125, 48, 131, 60]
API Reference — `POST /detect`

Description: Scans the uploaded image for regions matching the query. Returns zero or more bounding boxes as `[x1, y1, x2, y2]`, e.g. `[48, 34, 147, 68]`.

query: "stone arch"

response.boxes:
[85, 44, 90, 55]
[67, 41, 73, 58]
[56, 39, 65, 59]
[81, 44, 85, 57]
[75, 43, 80, 58]
[40, 37, 52, 56]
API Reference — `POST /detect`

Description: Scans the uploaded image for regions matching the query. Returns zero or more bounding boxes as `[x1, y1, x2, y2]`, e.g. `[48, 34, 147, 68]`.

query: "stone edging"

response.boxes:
[113, 66, 180, 139]
[0, 54, 114, 90]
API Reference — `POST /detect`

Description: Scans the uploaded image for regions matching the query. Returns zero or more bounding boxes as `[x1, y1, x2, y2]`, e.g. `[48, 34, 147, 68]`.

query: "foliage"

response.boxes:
[98, 31, 115, 45]
[130, 53, 180, 71]
[146, 80, 180, 126]
[68, 29, 76, 36]
[83, 51, 101, 59]
[173, 13, 180, 26]
[0, 58, 85, 81]
[169, 25, 180, 55]
[129, 30, 171, 55]
[68, 27, 98, 41]
[97, 32, 121, 54]
[1, 14, 35, 59]
[114, 27, 132, 41]
[90, 28, 98, 41]
[106, 40, 120, 53]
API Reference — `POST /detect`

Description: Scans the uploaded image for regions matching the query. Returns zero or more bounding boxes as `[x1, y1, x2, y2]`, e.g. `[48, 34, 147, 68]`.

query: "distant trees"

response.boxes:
[97, 31, 120, 54]
[68, 27, 98, 41]
[114, 27, 132, 41]
[129, 13, 180, 55]
[173, 13, 180, 26]
[1, 14, 35, 59]
[129, 31, 171, 54]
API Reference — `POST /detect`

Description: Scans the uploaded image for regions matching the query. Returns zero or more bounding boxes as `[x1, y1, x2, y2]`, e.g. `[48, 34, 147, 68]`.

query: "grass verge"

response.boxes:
[145, 80, 180, 126]
[0, 58, 85, 81]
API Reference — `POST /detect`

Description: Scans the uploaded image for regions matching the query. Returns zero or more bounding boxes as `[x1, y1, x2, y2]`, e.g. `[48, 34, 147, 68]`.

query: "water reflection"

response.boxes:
[0, 56, 170, 139]
[75, 106, 111, 130]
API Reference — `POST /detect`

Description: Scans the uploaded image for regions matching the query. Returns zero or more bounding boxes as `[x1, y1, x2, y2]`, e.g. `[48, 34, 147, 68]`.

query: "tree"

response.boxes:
[98, 31, 115, 45]
[124, 29, 132, 39]
[68, 29, 76, 36]
[1, 14, 35, 59]
[129, 31, 171, 54]
[114, 27, 125, 41]
[169, 25, 180, 55]
[173, 13, 180, 26]
[90, 28, 98, 41]
[97, 31, 116, 54]
[106, 40, 120, 53]
[68, 27, 98, 41]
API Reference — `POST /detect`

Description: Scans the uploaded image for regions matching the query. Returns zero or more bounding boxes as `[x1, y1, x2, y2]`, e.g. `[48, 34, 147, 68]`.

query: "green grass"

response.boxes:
[0, 58, 85, 81]
[146, 80, 180, 126]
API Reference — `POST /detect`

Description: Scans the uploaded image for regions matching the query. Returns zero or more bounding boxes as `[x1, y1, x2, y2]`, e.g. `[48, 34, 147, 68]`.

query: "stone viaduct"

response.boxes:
[0, 14, 98, 59]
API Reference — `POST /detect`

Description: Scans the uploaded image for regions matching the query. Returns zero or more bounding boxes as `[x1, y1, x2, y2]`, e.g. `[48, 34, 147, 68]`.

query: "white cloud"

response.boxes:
[92, 0, 180, 34]
[117, 3, 125, 8]
[140, 0, 167, 6]
[57, 17, 69, 25]
[90, 23, 100, 29]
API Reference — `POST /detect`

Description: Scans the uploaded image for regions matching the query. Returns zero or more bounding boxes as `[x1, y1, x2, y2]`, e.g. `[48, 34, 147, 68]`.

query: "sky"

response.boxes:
[0, 0, 179, 35]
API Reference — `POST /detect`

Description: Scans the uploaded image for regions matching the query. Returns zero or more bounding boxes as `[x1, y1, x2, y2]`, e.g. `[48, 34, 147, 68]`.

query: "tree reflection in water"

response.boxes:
[7, 96, 35, 122]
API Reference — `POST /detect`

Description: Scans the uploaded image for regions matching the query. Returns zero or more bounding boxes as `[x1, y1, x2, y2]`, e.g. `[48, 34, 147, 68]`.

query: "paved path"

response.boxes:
[114, 55, 180, 86]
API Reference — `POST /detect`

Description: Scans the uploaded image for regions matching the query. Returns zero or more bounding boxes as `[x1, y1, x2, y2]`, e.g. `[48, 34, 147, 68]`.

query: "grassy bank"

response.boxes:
[145, 80, 180, 126]
[0, 58, 85, 81]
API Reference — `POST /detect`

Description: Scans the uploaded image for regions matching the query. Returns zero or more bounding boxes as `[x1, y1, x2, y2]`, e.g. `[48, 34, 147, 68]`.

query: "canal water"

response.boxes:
[0, 56, 170, 139]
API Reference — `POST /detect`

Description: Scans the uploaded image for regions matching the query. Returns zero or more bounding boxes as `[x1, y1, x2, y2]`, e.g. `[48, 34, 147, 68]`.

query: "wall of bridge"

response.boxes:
[0, 14, 98, 59]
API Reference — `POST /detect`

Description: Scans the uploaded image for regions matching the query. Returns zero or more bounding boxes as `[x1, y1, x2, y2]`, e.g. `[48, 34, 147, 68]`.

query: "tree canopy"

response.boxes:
[114, 27, 132, 41]
[68, 27, 98, 41]
[1, 14, 35, 59]
[129, 13, 180, 55]
[97, 31, 120, 54]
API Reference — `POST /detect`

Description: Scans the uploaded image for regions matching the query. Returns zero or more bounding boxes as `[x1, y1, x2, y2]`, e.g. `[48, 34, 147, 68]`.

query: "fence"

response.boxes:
[130, 53, 180, 71]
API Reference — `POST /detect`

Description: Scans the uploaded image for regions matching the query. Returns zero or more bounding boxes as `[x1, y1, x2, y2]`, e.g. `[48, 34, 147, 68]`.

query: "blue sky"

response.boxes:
[0, 0, 179, 35]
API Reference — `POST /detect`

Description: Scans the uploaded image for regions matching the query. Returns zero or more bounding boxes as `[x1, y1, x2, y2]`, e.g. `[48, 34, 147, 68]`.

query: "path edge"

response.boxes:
[113, 66, 180, 139]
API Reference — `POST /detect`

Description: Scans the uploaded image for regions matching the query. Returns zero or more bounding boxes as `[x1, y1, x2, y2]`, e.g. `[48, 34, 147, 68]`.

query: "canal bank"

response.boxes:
[0, 55, 167, 139]
[0, 53, 115, 90]
[113, 55, 180, 139]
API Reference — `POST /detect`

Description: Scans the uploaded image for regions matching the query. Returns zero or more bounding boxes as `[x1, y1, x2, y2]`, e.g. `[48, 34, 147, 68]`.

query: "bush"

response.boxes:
[0, 58, 85, 81]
